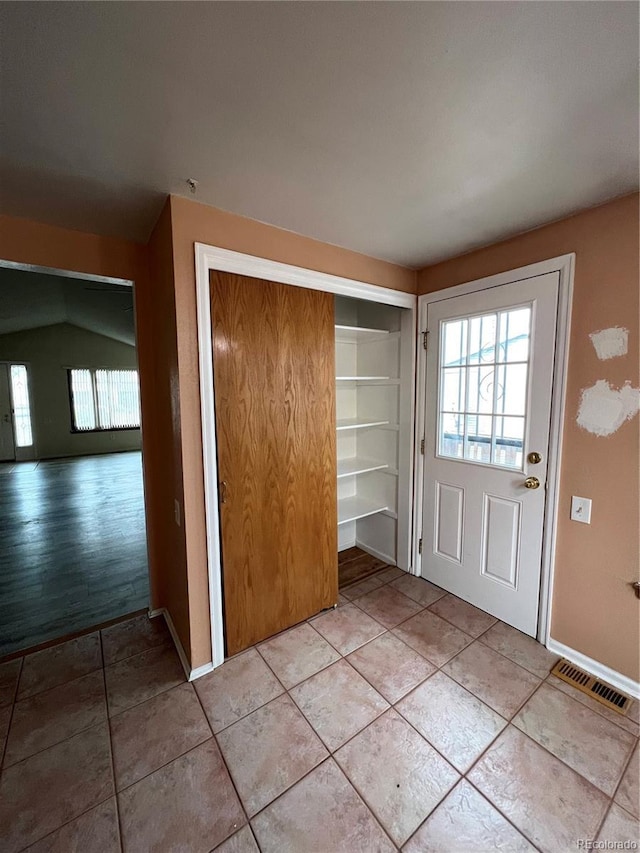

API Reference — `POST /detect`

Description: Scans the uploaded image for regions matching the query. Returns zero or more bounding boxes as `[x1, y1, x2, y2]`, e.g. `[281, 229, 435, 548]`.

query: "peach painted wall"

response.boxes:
[418, 193, 640, 682]
[168, 195, 417, 667]
[146, 202, 191, 656]
[0, 214, 164, 621]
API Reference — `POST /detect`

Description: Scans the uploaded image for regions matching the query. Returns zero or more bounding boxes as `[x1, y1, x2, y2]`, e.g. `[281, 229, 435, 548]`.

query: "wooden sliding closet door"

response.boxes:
[210, 270, 338, 656]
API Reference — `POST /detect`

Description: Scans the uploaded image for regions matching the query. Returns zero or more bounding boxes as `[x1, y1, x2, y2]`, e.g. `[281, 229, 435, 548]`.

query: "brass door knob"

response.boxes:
[527, 451, 542, 464]
[524, 476, 540, 489]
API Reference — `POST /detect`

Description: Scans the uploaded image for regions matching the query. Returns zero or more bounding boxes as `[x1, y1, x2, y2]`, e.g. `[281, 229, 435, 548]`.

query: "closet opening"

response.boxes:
[334, 296, 414, 590]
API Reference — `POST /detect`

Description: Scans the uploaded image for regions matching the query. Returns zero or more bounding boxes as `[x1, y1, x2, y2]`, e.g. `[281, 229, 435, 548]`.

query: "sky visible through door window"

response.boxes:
[438, 307, 531, 469]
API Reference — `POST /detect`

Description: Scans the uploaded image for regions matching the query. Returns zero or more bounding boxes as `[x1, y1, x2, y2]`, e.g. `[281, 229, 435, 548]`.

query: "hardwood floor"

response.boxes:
[338, 547, 388, 588]
[0, 452, 148, 657]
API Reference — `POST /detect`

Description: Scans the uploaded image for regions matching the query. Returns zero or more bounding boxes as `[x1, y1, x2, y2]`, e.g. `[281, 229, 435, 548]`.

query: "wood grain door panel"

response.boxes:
[210, 271, 337, 655]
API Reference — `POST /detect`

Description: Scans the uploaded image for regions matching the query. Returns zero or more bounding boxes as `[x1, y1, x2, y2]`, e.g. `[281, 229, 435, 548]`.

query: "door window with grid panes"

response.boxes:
[438, 306, 531, 469]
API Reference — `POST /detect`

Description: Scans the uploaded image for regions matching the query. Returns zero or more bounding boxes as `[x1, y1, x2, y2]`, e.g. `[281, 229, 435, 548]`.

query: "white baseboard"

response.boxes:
[355, 539, 397, 567]
[149, 607, 215, 682]
[189, 661, 216, 680]
[338, 539, 356, 552]
[547, 638, 640, 700]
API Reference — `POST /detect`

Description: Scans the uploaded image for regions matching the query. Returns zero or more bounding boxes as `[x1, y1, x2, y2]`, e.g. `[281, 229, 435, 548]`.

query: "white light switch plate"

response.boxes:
[571, 496, 592, 524]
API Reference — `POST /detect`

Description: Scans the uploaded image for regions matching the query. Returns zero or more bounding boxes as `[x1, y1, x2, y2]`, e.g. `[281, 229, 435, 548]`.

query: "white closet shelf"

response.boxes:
[336, 375, 390, 382]
[338, 496, 389, 525]
[337, 458, 389, 478]
[335, 324, 390, 343]
[336, 418, 390, 431]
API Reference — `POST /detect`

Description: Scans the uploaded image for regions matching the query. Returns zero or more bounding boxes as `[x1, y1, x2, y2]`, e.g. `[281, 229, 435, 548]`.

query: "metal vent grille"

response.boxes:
[551, 659, 633, 715]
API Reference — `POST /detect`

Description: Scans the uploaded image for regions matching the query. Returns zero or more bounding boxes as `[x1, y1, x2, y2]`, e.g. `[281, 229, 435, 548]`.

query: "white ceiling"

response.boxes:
[0, 2, 637, 268]
[0, 268, 135, 346]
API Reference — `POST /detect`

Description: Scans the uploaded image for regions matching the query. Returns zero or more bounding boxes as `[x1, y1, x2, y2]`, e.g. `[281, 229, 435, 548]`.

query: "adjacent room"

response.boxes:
[0, 2, 638, 852]
[0, 267, 148, 655]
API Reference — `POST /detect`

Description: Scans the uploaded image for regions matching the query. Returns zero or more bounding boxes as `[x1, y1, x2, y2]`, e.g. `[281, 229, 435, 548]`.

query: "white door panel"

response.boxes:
[422, 272, 559, 636]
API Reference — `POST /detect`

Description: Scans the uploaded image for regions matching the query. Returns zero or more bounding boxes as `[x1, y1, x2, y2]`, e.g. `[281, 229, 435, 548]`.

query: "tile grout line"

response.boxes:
[100, 629, 125, 853]
[12, 638, 117, 852]
[543, 673, 639, 738]
[460, 776, 544, 852]
[0, 656, 23, 769]
[509, 679, 639, 798]
[604, 738, 638, 825]
[3, 650, 181, 772]
[249, 753, 400, 852]
[189, 676, 254, 849]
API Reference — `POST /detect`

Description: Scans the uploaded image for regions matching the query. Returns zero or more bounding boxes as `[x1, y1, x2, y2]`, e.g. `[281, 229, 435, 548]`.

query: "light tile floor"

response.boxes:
[0, 573, 638, 852]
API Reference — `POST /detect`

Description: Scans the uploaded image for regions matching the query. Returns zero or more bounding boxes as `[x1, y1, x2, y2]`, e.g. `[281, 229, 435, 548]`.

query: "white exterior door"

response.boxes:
[421, 272, 559, 636]
[0, 365, 16, 461]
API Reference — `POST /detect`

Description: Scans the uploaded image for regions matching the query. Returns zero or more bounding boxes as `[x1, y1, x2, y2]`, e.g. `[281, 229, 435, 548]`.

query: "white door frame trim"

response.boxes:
[413, 253, 575, 647]
[195, 242, 417, 669]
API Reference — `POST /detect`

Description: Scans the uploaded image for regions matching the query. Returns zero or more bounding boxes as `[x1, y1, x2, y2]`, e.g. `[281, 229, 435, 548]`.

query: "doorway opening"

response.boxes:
[0, 262, 150, 657]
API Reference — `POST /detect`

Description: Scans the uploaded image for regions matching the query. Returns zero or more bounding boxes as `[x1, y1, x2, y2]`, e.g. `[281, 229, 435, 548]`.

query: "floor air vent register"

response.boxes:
[551, 659, 634, 715]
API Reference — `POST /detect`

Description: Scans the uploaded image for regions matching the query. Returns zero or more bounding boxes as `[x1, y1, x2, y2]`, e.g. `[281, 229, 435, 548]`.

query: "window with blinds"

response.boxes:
[69, 368, 140, 431]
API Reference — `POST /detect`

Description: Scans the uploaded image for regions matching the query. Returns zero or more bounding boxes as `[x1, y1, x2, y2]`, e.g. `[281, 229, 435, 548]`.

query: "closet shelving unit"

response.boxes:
[334, 299, 412, 567]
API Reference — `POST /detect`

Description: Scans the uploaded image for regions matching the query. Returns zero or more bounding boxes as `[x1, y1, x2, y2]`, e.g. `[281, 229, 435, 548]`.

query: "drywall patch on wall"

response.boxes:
[577, 380, 640, 437]
[589, 327, 629, 360]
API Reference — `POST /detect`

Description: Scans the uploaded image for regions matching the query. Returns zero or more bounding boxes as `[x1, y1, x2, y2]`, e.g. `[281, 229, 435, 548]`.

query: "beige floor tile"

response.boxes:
[397, 671, 506, 772]
[356, 585, 423, 629]
[18, 633, 102, 700]
[194, 647, 283, 733]
[104, 643, 185, 716]
[290, 659, 389, 752]
[251, 758, 395, 853]
[101, 613, 171, 665]
[597, 803, 640, 845]
[337, 593, 349, 607]
[0, 658, 21, 708]
[480, 621, 559, 678]
[341, 574, 386, 601]
[393, 609, 472, 666]
[468, 726, 609, 852]
[111, 682, 212, 790]
[24, 798, 120, 853]
[443, 641, 540, 718]
[312, 603, 385, 655]
[0, 722, 114, 853]
[258, 623, 340, 689]
[119, 739, 245, 852]
[213, 825, 260, 853]
[217, 694, 328, 816]
[335, 708, 459, 846]
[347, 633, 435, 703]
[4, 670, 106, 767]
[390, 575, 447, 607]
[403, 779, 536, 852]
[428, 593, 497, 637]
[513, 682, 636, 795]
[547, 674, 639, 737]
[615, 742, 639, 819]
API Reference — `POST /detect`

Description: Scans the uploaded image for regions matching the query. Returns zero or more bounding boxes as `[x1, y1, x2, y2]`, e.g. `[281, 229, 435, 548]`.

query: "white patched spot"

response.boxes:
[589, 327, 629, 360]
[577, 380, 640, 437]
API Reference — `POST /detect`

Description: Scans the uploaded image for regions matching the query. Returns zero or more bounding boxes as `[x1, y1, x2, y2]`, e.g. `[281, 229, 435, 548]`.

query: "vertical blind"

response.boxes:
[69, 368, 140, 430]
